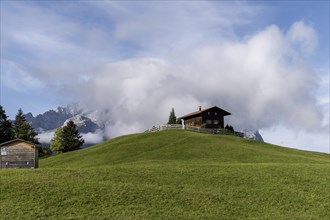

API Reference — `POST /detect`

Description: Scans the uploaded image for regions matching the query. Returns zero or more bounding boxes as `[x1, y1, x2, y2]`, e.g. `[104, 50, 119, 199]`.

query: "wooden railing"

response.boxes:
[146, 124, 244, 138]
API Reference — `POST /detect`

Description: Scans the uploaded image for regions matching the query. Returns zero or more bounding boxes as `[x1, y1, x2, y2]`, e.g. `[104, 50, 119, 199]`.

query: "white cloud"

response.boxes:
[82, 131, 104, 145]
[37, 131, 55, 144]
[37, 130, 104, 146]
[260, 125, 329, 153]
[287, 21, 318, 55]
[81, 22, 325, 140]
[1, 1, 260, 89]
[105, 1, 261, 55]
[1, 1, 114, 90]
[2, 60, 45, 92]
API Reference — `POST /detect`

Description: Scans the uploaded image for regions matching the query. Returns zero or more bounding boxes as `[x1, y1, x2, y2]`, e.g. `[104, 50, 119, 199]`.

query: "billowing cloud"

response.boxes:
[286, 21, 318, 55]
[79, 21, 324, 138]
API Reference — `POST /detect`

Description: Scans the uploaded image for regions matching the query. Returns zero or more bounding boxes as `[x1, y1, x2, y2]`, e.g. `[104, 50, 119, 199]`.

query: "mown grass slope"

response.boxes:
[1, 130, 329, 219]
[41, 129, 328, 167]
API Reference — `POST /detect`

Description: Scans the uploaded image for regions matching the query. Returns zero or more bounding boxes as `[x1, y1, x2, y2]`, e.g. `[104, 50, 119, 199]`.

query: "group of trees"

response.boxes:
[0, 106, 38, 144]
[0, 105, 84, 155]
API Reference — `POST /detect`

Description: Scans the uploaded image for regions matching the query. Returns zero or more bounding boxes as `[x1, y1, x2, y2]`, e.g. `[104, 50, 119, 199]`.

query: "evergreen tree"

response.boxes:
[61, 120, 84, 152]
[225, 124, 234, 132]
[167, 108, 177, 124]
[13, 108, 38, 143]
[50, 127, 64, 154]
[0, 105, 15, 143]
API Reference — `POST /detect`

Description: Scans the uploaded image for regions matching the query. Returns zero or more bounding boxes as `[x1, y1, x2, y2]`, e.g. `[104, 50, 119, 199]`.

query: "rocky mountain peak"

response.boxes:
[241, 130, 264, 142]
[24, 106, 102, 133]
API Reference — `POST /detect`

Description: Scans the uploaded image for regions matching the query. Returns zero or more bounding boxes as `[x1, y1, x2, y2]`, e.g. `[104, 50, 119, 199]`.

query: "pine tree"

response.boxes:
[61, 120, 84, 152]
[13, 108, 38, 143]
[50, 127, 64, 154]
[168, 108, 177, 124]
[0, 105, 15, 143]
[225, 124, 234, 132]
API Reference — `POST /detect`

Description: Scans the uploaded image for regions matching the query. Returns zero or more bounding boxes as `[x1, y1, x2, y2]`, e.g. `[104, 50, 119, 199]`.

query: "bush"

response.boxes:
[225, 124, 234, 132]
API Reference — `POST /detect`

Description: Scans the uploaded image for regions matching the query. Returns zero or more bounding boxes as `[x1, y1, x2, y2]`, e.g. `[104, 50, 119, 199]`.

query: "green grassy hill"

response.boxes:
[41, 130, 328, 167]
[1, 130, 329, 219]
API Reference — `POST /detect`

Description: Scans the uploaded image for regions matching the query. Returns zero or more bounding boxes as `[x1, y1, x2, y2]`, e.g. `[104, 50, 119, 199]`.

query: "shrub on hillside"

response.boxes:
[225, 124, 234, 132]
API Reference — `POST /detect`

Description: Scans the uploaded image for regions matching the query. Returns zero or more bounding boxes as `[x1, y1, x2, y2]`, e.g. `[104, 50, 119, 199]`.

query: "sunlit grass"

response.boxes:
[1, 130, 329, 219]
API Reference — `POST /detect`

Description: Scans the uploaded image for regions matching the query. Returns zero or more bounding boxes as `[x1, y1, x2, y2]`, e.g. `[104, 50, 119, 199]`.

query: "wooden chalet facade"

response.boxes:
[0, 139, 39, 168]
[179, 106, 231, 129]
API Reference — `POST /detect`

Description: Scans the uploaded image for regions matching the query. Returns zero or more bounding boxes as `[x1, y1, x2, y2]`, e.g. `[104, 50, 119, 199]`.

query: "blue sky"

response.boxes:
[1, 1, 329, 152]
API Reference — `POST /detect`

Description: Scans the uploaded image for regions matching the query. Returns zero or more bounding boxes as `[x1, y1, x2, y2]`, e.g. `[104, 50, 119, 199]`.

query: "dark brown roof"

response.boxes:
[0, 139, 40, 147]
[179, 106, 231, 119]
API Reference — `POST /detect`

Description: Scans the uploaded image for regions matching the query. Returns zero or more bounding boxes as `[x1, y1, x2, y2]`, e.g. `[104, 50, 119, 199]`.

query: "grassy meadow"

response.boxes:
[1, 130, 329, 219]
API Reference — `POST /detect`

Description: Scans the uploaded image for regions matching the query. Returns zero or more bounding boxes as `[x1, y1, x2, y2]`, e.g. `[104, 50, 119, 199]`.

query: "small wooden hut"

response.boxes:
[0, 139, 39, 168]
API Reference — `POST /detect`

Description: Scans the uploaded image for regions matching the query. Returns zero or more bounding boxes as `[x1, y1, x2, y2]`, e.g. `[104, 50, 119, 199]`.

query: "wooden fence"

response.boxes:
[146, 124, 244, 138]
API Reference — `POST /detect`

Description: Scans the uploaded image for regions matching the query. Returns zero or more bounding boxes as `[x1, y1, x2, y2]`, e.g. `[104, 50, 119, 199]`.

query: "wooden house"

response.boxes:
[179, 106, 231, 129]
[0, 139, 39, 168]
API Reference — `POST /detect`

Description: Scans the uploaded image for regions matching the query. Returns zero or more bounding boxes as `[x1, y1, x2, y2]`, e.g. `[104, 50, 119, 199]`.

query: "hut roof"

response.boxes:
[179, 106, 231, 119]
[0, 139, 40, 148]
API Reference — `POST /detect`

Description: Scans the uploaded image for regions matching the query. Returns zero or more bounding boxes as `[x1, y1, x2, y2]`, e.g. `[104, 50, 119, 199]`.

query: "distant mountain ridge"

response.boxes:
[24, 105, 104, 134]
[25, 107, 75, 132]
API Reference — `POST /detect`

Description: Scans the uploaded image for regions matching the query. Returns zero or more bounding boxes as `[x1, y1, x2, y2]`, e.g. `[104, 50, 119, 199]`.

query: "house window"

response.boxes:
[206, 120, 212, 124]
[214, 120, 219, 125]
[208, 112, 210, 115]
[215, 112, 217, 116]
[1, 147, 8, 156]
